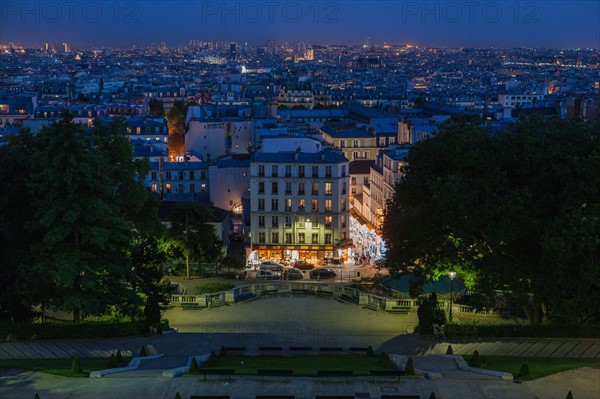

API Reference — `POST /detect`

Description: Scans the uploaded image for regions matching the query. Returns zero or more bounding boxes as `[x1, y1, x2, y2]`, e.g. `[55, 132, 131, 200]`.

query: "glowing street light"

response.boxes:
[448, 270, 457, 321]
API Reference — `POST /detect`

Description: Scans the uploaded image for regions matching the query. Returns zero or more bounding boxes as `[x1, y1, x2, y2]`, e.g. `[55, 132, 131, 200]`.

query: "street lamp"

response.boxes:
[448, 270, 457, 321]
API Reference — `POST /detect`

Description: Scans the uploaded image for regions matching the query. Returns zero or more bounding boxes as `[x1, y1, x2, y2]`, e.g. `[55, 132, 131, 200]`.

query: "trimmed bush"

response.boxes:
[219, 346, 227, 357]
[71, 358, 83, 373]
[205, 350, 218, 367]
[416, 293, 447, 335]
[566, 391, 573, 399]
[518, 363, 530, 378]
[404, 357, 415, 375]
[0, 320, 148, 341]
[446, 345, 453, 355]
[470, 350, 481, 368]
[429, 393, 436, 399]
[377, 352, 395, 368]
[443, 323, 600, 339]
[175, 393, 182, 399]
[139, 345, 147, 357]
[189, 357, 199, 373]
[108, 354, 117, 368]
[366, 345, 374, 357]
[34, 394, 41, 399]
[115, 349, 123, 363]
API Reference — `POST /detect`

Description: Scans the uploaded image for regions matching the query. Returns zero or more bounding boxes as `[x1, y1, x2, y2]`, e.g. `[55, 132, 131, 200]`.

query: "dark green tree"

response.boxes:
[383, 117, 600, 325]
[416, 293, 447, 334]
[148, 99, 165, 118]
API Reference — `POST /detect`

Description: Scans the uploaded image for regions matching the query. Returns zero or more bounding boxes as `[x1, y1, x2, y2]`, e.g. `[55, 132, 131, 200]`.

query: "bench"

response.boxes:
[291, 289, 310, 295]
[256, 396, 294, 399]
[260, 289, 278, 296]
[259, 346, 282, 352]
[256, 369, 293, 376]
[319, 347, 344, 352]
[234, 292, 256, 303]
[181, 303, 203, 310]
[199, 369, 235, 381]
[316, 370, 353, 382]
[315, 291, 333, 297]
[369, 369, 404, 382]
[348, 347, 369, 353]
[386, 306, 410, 314]
[289, 347, 313, 352]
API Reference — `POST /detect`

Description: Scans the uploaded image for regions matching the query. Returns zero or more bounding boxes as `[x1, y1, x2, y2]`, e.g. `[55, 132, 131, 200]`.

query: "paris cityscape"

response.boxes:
[1, 1, 599, 398]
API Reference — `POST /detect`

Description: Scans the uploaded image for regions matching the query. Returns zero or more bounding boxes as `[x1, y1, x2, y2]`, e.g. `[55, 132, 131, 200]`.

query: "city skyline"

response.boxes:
[1, 0, 599, 49]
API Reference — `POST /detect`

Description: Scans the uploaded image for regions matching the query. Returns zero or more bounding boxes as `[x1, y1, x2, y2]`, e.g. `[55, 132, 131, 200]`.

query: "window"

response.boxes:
[178, 171, 183, 180]
[353, 140, 359, 148]
[325, 182, 332, 195]
[340, 140, 346, 148]
[312, 166, 319, 177]
[285, 182, 292, 194]
[298, 199, 305, 210]
[365, 139, 370, 147]
[189, 171, 195, 180]
[285, 216, 292, 228]
[342, 181, 347, 194]
[272, 182, 278, 194]
[190, 184, 195, 193]
[285, 165, 292, 177]
[312, 233, 319, 244]
[272, 216, 278, 227]
[298, 233, 305, 244]
[325, 233, 332, 244]
[379, 137, 386, 146]
[258, 165, 265, 177]
[272, 232, 279, 243]
[271, 198, 278, 211]
[312, 200, 318, 212]
[351, 176, 356, 186]
[258, 181, 265, 194]
[325, 166, 332, 177]
[312, 182, 319, 195]
[258, 198, 265, 211]
[259, 215, 265, 227]
[298, 182, 305, 195]
[166, 172, 172, 179]
[259, 232, 266, 243]
[298, 165, 305, 177]
[285, 233, 292, 244]
[342, 165, 347, 177]
[151, 171, 157, 180]
[364, 151, 369, 159]
[325, 200, 332, 212]
[351, 187, 356, 194]
[342, 232, 346, 239]
[325, 215, 332, 227]
[341, 200, 346, 211]
[353, 152, 359, 159]
[151, 184, 157, 192]
[166, 183, 171, 193]
[201, 170, 206, 180]
[285, 198, 292, 211]
[271, 165, 278, 177]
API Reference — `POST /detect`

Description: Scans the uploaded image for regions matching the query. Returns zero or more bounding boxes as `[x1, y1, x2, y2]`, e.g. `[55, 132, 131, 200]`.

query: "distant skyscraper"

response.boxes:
[229, 42, 237, 58]
[62, 43, 69, 53]
[44, 43, 49, 52]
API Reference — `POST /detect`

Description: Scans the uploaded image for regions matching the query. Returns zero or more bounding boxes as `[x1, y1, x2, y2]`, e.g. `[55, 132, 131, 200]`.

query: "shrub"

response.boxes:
[115, 350, 123, 363]
[416, 293, 447, 335]
[0, 320, 148, 341]
[71, 358, 83, 373]
[446, 345, 453, 355]
[377, 352, 394, 368]
[189, 357, 199, 373]
[219, 346, 227, 357]
[366, 345, 374, 357]
[566, 391, 573, 399]
[108, 354, 117, 368]
[469, 350, 481, 368]
[205, 350, 218, 367]
[404, 357, 415, 375]
[34, 394, 41, 399]
[139, 345, 147, 357]
[429, 393, 436, 399]
[175, 393, 182, 399]
[518, 363, 529, 378]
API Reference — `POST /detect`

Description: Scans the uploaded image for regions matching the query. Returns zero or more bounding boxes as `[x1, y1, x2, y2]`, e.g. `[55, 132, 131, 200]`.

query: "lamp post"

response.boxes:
[448, 270, 457, 321]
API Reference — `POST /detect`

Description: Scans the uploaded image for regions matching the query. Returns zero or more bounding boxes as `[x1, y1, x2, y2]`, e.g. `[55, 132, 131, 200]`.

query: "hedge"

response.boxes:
[0, 320, 160, 341]
[444, 323, 600, 338]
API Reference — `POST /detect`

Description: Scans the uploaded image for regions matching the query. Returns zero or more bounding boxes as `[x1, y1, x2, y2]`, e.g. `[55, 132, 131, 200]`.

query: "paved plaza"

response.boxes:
[1, 296, 599, 398]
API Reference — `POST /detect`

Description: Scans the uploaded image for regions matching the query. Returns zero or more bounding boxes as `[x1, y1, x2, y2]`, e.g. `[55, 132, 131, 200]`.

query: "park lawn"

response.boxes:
[473, 356, 600, 381]
[0, 357, 130, 378]
[203, 355, 392, 375]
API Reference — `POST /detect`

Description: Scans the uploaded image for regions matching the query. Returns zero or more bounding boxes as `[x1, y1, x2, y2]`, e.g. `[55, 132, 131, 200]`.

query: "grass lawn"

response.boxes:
[201, 355, 392, 376]
[0, 357, 130, 378]
[471, 356, 600, 381]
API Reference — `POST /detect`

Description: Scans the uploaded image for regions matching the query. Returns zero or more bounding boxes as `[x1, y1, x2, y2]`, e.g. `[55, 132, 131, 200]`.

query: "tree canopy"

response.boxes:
[383, 117, 600, 325]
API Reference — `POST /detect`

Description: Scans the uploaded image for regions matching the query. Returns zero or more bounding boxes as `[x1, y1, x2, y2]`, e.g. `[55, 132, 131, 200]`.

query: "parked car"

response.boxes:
[294, 261, 315, 270]
[283, 268, 304, 280]
[256, 270, 280, 280]
[259, 262, 284, 272]
[309, 268, 337, 280]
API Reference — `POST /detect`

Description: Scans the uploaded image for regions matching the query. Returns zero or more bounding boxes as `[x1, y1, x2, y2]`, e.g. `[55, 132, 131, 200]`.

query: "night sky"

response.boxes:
[1, 0, 598, 48]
